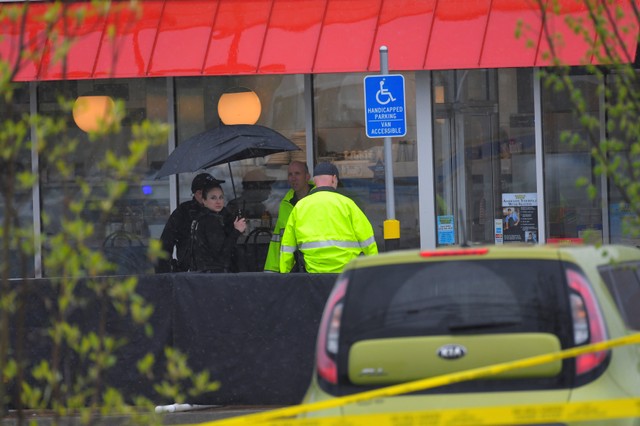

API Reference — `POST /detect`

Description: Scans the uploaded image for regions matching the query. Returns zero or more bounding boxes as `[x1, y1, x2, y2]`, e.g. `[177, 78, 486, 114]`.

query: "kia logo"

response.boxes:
[437, 344, 467, 360]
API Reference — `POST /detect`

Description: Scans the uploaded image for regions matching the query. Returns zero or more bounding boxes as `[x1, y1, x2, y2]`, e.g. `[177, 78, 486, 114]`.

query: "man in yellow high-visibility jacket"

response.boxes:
[279, 162, 378, 273]
[263, 161, 314, 272]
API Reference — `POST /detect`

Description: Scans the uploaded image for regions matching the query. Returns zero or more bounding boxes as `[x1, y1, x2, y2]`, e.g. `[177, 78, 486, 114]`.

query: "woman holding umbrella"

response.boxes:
[190, 181, 247, 273]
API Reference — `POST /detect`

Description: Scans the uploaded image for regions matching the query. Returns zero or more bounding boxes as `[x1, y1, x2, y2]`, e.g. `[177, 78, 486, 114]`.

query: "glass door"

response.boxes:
[432, 69, 537, 246]
[433, 70, 500, 245]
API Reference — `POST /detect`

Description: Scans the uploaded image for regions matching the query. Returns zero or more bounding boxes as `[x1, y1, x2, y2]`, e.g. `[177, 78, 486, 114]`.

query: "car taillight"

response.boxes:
[567, 269, 609, 376]
[316, 277, 348, 384]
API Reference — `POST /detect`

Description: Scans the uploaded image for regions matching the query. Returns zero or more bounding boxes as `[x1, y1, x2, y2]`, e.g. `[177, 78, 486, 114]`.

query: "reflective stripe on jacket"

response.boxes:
[279, 187, 378, 273]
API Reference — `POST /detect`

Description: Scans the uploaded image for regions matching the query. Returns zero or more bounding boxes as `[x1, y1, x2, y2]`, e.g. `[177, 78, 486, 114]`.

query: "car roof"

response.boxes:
[344, 244, 640, 271]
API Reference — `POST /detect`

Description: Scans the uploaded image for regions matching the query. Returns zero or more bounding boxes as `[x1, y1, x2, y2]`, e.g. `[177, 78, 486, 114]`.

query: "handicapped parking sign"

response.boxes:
[364, 74, 406, 138]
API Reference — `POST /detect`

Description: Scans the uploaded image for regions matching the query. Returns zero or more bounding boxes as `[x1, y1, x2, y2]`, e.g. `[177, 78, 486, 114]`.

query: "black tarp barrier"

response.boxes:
[7, 275, 174, 406]
[172, 273, 336, 405]
[6, 272, 335, 407]
[103, 274, 174, 402]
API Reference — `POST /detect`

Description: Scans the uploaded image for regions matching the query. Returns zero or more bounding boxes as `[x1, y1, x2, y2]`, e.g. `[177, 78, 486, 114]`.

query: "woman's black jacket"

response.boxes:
[190, 208, 241, 273]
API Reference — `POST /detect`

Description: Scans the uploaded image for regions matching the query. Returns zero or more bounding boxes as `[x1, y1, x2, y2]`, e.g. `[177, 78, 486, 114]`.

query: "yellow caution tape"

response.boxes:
[190, 333, 640, 426]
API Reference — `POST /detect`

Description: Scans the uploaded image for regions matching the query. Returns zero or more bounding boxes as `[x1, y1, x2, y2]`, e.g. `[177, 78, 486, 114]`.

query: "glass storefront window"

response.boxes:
[433, 69, 536, 245]
[0, 83, 34, 278]
[606, 71, 640, 246]
[37, 78, 169, 276]
[173, 75, 305, 224]
[542, 74, 602, 243]
[314, 73, 418, 249]
[14, 68, 619, 276]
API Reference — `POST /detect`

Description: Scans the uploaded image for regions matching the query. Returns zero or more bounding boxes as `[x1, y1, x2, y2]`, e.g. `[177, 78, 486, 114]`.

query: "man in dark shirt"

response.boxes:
[156, 173, 225, 273]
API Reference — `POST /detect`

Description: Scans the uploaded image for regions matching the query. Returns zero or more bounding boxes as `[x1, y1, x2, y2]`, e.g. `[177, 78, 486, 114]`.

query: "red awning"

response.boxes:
[0, 0, 637, 81]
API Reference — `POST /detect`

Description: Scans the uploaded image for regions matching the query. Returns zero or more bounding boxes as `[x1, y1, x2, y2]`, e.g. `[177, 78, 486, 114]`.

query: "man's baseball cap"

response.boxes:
[191, 173, 225, 193]
[313, 162, 339, 179]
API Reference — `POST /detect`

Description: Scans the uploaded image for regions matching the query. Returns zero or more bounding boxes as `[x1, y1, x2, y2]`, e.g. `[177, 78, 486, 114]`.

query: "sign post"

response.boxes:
[363, 46, 406, 251]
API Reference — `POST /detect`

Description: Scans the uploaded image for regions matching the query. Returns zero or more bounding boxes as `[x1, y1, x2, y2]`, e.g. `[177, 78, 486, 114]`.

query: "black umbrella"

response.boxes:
[156, 124, 301, 197]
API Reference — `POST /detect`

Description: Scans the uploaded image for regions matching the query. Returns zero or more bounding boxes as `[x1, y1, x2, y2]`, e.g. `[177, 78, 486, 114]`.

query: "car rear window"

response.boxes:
[342, 259, 570, 341]
[331, 259, 575, 393]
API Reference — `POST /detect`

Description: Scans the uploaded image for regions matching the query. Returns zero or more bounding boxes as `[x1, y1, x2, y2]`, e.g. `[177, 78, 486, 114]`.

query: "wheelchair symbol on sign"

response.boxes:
[375, 78, 396, 105]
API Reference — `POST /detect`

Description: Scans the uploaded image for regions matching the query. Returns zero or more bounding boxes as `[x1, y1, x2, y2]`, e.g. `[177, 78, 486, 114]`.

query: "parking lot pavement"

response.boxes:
[2, 406, 283, 426]
[162, 405, 283, 424]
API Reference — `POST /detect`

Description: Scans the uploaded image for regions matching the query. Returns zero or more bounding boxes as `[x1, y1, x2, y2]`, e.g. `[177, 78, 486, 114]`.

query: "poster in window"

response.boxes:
[437, 215, 455, 245]
[500, 193, 538, 244]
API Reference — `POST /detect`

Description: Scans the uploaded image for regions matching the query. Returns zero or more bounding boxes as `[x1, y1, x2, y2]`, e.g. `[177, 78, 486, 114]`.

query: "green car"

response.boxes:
[302, 244, 640, 424]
